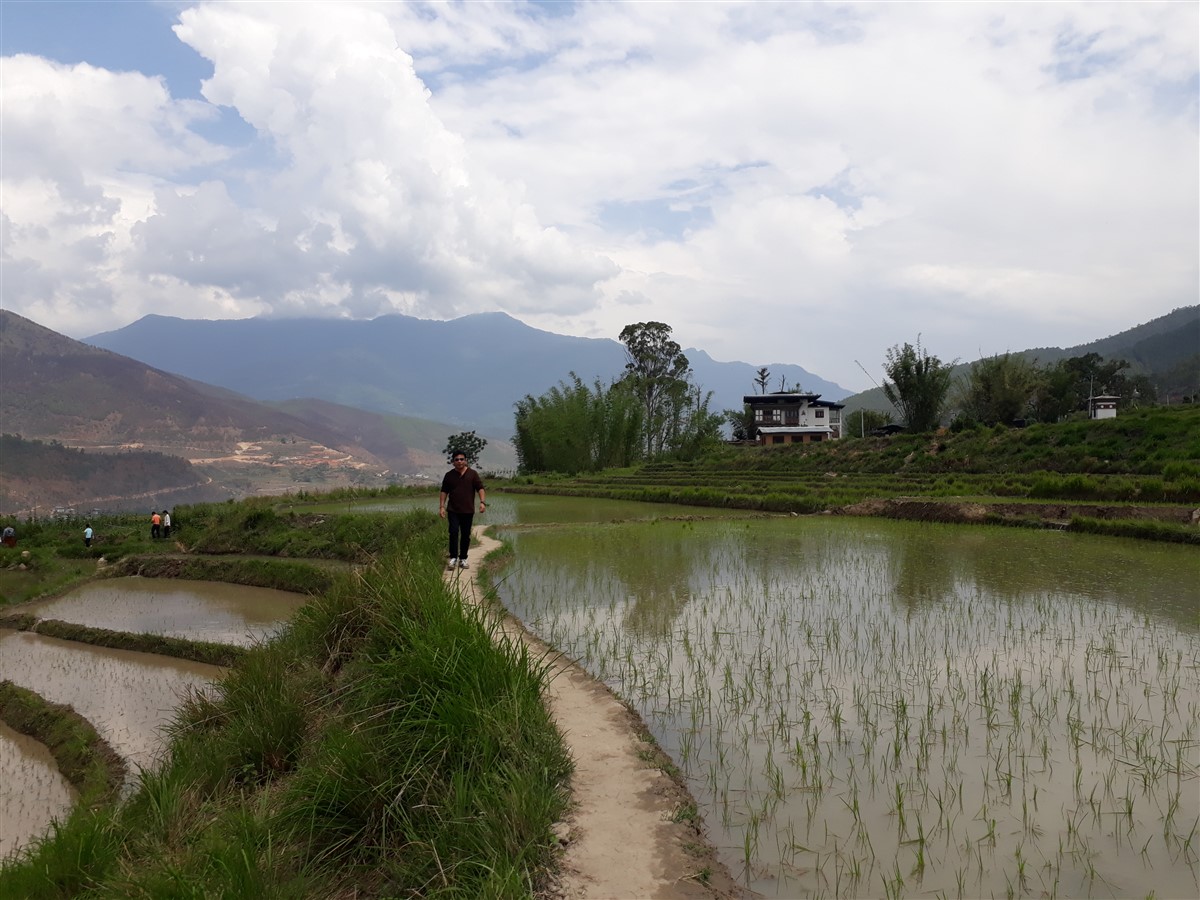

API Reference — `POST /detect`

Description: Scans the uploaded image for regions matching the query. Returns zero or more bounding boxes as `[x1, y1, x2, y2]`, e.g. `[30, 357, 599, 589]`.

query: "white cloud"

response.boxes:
[1, 1, 1195, 389]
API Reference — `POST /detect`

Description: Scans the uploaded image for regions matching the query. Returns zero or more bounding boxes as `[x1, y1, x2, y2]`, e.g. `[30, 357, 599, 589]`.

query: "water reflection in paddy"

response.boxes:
[495, 516, 1200, 899]
[308, 492, 756, 525]
[25, 578, 308, 647]
[0, 721, 76, 860]
[0, 629, 223, 782]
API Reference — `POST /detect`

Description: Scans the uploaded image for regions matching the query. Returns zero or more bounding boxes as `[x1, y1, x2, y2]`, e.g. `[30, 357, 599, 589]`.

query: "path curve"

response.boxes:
[446, 529, 742, 900]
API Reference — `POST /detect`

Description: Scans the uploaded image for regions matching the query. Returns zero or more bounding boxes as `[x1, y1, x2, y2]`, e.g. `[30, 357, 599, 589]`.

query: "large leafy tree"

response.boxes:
[882, 339, 956, 433]
[724, 404, 757, 441]
[512, 374, 642, 474]
[619, 322, 694, 457]
[513, 322, 720, 472]
[959, 352, 1040, 425]
[1029, 353, 1157, 422]
[843, 408, 894, 438]
[444, 431, 487, 466]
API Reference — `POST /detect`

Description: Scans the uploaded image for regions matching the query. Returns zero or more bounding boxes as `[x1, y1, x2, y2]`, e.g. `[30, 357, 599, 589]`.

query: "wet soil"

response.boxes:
[838, 498, 1196, 526]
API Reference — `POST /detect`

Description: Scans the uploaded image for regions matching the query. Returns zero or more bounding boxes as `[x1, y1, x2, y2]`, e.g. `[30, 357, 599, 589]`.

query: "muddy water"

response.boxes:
[0, 629, 222, 783]
[495, 517, 1200, 899]
[0, 721, 76, 861]
[25, 578, 308, 647]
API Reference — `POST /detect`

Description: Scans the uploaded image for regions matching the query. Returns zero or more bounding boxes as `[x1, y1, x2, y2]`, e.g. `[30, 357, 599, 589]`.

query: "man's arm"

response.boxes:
[439, 491, 448, 518]
[474, 472, 486, 513]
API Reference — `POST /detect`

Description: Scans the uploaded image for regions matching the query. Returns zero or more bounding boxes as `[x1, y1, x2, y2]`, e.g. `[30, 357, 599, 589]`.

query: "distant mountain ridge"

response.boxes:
[83, 312, 850, 431]
[0, 310, 511, 512]
[843, 305, 1199, 416]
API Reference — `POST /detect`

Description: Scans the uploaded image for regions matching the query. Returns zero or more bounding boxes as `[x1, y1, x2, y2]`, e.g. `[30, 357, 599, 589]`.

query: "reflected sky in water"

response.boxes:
[26, 578, 308, 647]
[493, 517, 1199, 898]
[0, 721, 76, 860]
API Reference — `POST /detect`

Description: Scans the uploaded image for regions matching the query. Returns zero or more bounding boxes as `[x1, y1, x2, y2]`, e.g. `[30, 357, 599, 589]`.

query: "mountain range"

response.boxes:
[83, 312, 849, 432]
[840, 305, 1199, 415]
[0, 311, 509, 514]
[1, 305, 1195, 514]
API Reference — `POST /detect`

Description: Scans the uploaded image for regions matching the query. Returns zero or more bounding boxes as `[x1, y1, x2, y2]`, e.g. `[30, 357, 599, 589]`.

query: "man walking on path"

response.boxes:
[439, 452, 486, 570]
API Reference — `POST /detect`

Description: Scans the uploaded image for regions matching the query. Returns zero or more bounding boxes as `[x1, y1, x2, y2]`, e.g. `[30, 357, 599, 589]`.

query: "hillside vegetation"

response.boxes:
[0, 434, 227, 515]
[0, 503, 571, 898]
[504, 406, 1200, 541]
[843, 304, 1199, 415]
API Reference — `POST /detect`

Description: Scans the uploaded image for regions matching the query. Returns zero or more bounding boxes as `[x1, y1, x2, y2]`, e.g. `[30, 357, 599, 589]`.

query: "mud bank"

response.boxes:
[838, 497, 1196, 527]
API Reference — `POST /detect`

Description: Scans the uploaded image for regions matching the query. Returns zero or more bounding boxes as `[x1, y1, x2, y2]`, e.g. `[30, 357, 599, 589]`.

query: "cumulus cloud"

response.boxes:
[155, 1, 615, 317]
[1, 0, 1194, 387]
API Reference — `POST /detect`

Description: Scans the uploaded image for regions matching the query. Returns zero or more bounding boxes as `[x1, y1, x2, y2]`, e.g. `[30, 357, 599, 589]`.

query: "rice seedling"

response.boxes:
[496, 515, 1200, 898]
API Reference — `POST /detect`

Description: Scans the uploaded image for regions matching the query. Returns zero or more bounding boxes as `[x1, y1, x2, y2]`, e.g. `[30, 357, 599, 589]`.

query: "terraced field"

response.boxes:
[502, 406, 1200, 541]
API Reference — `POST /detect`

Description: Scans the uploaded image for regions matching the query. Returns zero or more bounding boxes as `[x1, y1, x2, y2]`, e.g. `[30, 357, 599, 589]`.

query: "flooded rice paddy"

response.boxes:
[25, 577, 309, 647]
[309, 492, 755, 525]
[0, 721, 76, 861]
[0, 630, 223, 783]
[1, 576, 305, 858]
[494, 515, 1200, 898]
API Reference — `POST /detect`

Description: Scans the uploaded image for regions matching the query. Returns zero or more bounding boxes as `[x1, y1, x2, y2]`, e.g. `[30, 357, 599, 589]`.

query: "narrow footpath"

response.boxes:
[445, 529, 742, 900]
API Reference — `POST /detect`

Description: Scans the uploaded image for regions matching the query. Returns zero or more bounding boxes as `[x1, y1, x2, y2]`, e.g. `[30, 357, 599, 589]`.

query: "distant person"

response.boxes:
[2, 525, 14, 547]
[150, 511, 161, 539]
[439, 452, 486, 570]
[84, 524, 93, 548]
[162, 510, 172, 539]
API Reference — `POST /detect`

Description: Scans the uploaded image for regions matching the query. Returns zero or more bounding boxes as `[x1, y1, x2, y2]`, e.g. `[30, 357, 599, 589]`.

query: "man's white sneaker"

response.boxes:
[458, 559, 469, 569]
[447, 558, 458, 570]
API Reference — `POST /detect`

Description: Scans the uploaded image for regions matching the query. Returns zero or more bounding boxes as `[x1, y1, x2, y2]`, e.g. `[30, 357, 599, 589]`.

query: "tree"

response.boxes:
[619, 322, 693, 457]
[725, 404, 757, 441]
[512, 374, 642, 474]
[754, 367, 771, 394]
[843, 408, 894, 438]
[958, 352, 1040, 426]
[881, 339, 956, 433]
[1028, 353, 1156, 422]
[444, 431, 487, 466]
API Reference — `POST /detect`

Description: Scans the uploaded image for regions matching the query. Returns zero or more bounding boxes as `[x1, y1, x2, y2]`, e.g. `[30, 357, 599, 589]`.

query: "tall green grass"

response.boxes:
[1, 512, 572, 899]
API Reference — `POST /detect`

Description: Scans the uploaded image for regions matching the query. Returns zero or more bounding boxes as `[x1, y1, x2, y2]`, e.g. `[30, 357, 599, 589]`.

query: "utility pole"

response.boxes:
[854, 359, 903, 433]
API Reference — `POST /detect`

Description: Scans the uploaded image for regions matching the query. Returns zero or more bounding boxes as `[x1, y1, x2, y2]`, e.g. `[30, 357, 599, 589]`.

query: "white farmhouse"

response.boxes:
[1088, 394, 1120, 419]
[744, 391, 846, 445]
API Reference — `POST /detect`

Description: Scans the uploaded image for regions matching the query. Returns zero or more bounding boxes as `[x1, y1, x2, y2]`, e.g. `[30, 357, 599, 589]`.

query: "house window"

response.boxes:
[814, 409, 825, 419]
[771, 409, 782, 423]
[754, 409, 765, 422]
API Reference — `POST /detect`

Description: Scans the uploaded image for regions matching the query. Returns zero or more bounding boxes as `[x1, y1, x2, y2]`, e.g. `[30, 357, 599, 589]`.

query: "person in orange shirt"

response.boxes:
[151, 511, 162, 539]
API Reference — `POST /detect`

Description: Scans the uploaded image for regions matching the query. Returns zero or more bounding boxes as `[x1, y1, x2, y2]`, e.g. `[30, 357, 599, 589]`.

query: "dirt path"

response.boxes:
[446, 530, 741, 900]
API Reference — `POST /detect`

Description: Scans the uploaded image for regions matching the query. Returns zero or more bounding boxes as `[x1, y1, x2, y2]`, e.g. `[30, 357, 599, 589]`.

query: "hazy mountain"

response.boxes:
[84, 312, 850, 431]
[267, 398, 517, 476]
[842, 305, 1199, 417]
[0, 311, 468, 512]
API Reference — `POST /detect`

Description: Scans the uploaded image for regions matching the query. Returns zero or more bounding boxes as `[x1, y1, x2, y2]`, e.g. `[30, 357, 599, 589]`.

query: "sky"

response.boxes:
[1, 1, 1196, 392]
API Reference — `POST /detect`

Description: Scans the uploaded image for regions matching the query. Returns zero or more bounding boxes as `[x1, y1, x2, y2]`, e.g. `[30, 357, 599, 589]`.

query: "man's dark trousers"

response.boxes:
[448, 511, 474, 559]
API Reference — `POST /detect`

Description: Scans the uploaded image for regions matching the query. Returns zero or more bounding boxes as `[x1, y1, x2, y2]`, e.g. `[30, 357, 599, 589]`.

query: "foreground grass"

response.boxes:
[0, 511, 573, 898]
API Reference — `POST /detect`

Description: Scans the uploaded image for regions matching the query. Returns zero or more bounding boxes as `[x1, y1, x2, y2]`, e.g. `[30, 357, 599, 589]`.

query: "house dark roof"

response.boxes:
[757, 425, 834, 435]
[743, 391, 845, 410]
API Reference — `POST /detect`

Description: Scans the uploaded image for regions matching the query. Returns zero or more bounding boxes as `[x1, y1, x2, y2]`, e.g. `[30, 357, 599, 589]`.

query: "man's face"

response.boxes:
[453, 456, 467, 469]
